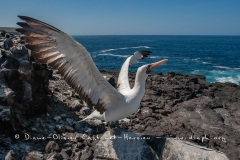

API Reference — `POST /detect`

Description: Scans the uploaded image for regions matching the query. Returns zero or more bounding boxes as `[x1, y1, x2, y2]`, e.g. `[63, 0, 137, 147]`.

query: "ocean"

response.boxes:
[73, 35, 240, 85]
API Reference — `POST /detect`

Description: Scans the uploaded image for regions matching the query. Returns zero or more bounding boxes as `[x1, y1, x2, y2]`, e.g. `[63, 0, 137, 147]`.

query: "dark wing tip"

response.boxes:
[16, 22, 31, 28]
[18, 15, 31, 20]
[15, 28, 25, 33]
[139, 50, 152, 58]
[17, 15, 62, 32]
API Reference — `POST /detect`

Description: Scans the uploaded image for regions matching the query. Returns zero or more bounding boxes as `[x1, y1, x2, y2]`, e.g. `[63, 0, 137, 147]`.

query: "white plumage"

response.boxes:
[17, 16, 167, 122]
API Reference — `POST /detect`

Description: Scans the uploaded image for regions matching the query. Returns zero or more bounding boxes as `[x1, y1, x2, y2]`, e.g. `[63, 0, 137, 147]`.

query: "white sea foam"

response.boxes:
[216, 76, 240, 85]
[100, 46, 151, 53]
[192, 58, 200, 61]
[202, 62, 211, 64]
[148, 56, 168, 59]
[100, 49, 117, 53]
[214, 66, 232, 70]
[149, 56, 159, 59]
[131, 46, 151, 49]
[213, 66, 240, 71]
[98, 53, 129, 58]
[211, 70, 240, 85]
[192, 69, 240, 85]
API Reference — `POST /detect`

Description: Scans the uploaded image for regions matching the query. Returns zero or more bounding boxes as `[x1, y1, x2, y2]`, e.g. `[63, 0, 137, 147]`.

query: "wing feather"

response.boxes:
[17, 16, 123, 114]
[117, 50, 152, 92]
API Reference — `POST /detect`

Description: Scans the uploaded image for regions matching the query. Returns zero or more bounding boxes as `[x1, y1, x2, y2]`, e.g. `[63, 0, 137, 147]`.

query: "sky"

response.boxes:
[0, 0, 239, 35]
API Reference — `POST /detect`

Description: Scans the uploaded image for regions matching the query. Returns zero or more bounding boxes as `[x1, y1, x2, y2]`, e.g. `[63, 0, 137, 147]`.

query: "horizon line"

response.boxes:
[71, 34, 240, 36]
[1, 27, 239, 36]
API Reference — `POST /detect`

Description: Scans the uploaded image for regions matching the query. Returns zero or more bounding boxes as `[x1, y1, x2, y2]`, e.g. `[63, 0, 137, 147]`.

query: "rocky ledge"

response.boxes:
[0, 34, 239, 160]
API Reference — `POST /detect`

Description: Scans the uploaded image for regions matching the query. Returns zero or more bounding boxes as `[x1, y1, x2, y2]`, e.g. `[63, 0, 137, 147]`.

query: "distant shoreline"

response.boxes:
[0, 27, 19, 34]
[71, 34, 240, 37]
[1, 29, 239, 36]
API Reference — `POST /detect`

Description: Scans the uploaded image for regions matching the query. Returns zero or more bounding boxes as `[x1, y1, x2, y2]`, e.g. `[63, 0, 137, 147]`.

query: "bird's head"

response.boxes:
[146, 59, 168, 74]
[136, 59, 168, 80]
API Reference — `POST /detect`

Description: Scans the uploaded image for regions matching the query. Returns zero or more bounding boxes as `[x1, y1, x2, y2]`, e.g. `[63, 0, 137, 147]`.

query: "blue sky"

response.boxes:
[0, 0, 239, 35]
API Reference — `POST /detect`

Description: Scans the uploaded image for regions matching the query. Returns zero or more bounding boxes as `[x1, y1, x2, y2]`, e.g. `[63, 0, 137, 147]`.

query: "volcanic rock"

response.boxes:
[45, 141, 60, 153]
[94, 128, 158, 160]
[24, 151, 43, 160]
[162, 138, 228, 160]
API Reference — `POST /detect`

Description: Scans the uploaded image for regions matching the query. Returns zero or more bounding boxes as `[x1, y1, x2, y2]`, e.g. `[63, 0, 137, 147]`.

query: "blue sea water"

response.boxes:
[73, 35, 240, 85]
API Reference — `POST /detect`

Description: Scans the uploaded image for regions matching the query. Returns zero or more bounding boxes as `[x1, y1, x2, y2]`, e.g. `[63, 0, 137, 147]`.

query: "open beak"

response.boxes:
[149, 59, 168, 71]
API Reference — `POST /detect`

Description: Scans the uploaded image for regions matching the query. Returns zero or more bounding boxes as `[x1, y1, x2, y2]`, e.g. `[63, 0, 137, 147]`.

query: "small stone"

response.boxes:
[60, 114, 67, 119]
[60, 148, 72, 159]
[0, 105, 10, 123]
[47, 125, 55, 131]
[70, 100, 82, 111]
[52, 96, 58, 103]
[80, 107, 91, 116]
[81, 147, 93, 160]
[45, 152, 63, 160]
[72, 151, 81, 159]
[24, 151, 43, 160]
[54, 116, 62, 122]
[85, 127, 93, 135]
[76, 142, 85, 149]
[31, 127, 38, 132]
[63, 142, 71, 147]
[48, 133, 54, 138]
[66, 118, 74, 126]
[141, 107, 152, 118]
[53, 153, 63, 159]
[4, 150, 17, 160]
[75, 123, 86, 133]
[63, 90, 72, 96]
[45, 141, 60, 153]
[55, 125, 65, 133]
[54, 87, 60, 92]
[65, 125, 75, 132]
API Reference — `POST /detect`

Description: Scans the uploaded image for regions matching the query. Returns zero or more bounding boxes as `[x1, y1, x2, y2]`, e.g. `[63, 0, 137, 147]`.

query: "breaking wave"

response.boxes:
[213, 66, 240, 71]
[192, 69, 240, 85]
[216, 76, 240, 85]
[98, 53, 129, 58]
[100, 46, 151, 53]
[202, 62, 211, 64]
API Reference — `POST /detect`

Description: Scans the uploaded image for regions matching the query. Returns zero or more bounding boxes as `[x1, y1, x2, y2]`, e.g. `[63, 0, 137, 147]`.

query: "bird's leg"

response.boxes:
[107, 121, 120, 135]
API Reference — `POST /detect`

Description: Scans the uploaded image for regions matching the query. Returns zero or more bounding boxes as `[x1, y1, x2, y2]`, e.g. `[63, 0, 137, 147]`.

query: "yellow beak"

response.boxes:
[149, 59, 168, 71]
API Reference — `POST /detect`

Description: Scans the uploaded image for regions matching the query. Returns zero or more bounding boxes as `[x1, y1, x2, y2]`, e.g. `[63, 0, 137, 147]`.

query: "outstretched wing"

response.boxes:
[17, 16, 124, 114]
[117, 51, 151, 92]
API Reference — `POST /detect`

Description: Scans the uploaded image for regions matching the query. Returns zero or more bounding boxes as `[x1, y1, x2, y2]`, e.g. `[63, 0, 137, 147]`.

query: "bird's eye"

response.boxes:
[146, 65, 151, 74]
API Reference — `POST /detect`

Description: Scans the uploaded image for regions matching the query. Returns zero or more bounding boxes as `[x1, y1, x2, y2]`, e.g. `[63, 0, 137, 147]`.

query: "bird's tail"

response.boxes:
[80, 110, 104, 122]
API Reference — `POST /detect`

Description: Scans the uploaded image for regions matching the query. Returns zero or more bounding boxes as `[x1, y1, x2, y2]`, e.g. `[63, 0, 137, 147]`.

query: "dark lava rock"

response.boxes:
[4, 150, 17, 160]
[45, 141, 60, 153]
[0, 43, 52, 130]
[24, 151, 43, 160]
[70, 100, 83, 111]
[55, 125, 65, 133]
[60, 148, 72, 159]
[80, 147, 93, 160]
[128, 72, 240, 160]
